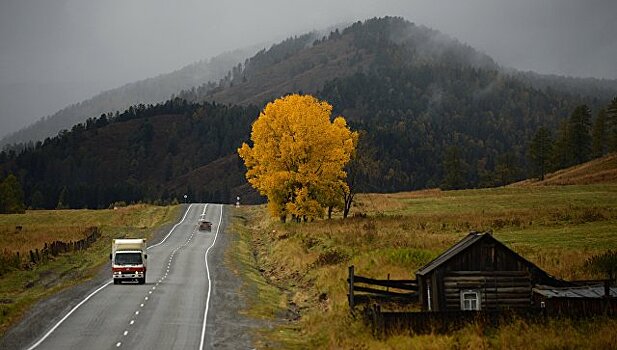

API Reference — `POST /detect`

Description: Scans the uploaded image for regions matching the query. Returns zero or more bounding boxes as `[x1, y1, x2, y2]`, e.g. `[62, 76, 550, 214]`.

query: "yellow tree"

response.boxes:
[238, 94, 358, 221]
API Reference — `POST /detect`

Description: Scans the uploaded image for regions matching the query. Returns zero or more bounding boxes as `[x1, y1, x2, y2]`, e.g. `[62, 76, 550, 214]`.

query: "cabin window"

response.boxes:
[460, 290, 481, 311]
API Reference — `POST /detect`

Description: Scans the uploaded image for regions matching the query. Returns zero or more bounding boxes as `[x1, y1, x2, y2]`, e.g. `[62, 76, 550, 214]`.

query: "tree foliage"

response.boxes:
[528, 127, 553, 180]
[0, 174, 26, 214]
[238, 94, 358, 221]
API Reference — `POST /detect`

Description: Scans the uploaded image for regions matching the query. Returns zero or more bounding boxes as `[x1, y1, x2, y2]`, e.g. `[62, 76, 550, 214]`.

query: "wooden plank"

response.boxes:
[443, 276, 530, 283]
[352, 275, 418, 289]
[446, 271, 529, 277]
[446, 293, 530, 300]
[353, 294, 419, 306]
[354, 285, 418, 298]
[444, 281, 530, 288]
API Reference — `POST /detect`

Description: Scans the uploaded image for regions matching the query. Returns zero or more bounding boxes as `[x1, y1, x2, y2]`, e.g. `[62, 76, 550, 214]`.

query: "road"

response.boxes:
[25, 203, 225, 350]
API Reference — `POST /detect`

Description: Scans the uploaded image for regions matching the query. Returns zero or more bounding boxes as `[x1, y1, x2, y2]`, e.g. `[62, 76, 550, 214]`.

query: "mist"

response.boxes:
[1, 0, 616, 138]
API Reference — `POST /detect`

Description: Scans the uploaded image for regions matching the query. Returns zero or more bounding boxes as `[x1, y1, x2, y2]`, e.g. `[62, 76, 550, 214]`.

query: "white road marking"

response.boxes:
[135, 311, 139, 315]
[24, 280, 112, 350]
[116, 342, 122, 347]
[25, 204, 194, 350]
[130, 320, 135, 325]
[123, 331, 128, 336]
[198, 204, 224, 350]
[148, 204, 195, 250]
[140, 304, 144, 307]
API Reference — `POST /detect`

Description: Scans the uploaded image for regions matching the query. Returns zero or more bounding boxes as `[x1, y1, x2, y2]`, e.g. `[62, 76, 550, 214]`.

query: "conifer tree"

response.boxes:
[607, 96, 617, 152]
[0, 174, 26, 214]
[529, 127, 553, 180]
[568, 105, 592, 165]
[591, 108, 607, 158]
[441, 146, 466, 190]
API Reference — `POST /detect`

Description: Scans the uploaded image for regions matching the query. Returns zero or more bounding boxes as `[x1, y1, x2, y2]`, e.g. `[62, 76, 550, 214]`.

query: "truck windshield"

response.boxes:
[115, 252, 142, 265]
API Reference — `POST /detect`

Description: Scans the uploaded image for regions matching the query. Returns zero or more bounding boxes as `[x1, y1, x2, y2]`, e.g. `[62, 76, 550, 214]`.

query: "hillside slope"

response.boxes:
[514, 153, 617, 186]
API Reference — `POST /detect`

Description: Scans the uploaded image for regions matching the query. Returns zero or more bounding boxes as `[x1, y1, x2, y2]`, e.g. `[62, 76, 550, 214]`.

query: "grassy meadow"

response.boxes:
[229, 184, 617, 349]
[0, 204, 180, 335]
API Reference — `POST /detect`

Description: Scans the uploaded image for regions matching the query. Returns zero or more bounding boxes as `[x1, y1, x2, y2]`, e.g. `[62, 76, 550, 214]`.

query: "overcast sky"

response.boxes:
[1, 0, 616, 138]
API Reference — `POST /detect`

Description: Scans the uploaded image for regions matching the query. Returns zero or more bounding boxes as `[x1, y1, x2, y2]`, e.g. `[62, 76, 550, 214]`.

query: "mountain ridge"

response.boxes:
[3, 17, 617, 149]
[1, 17, 615, 208]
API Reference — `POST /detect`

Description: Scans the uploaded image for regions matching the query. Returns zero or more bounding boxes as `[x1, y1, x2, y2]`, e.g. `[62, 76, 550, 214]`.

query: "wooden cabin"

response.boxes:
[415, 231, 566, 312]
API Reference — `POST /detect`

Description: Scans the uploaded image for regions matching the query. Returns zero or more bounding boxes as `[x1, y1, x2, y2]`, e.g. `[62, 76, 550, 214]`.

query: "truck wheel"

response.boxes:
[113, 279, 119, 285]
[139, 277, 145, 284]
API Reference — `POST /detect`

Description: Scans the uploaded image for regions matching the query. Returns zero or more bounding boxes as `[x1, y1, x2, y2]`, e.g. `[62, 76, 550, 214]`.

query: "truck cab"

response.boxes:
[111, 239, 147, 284]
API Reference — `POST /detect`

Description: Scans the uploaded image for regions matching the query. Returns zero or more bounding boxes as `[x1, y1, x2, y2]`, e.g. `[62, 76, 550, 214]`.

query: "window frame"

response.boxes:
[460, 289, 481, 311]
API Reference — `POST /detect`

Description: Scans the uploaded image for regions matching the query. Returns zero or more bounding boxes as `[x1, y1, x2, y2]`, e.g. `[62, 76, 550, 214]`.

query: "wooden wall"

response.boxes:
[443, 271, 532, 311]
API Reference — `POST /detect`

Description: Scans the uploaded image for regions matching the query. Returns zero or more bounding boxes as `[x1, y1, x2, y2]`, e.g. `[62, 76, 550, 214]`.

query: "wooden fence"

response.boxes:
[364, 306, 547, 337]
[347, 265, 418, 310]
[0, 226, 100, 275]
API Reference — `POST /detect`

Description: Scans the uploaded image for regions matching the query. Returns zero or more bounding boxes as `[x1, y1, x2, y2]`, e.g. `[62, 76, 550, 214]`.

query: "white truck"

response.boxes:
[111, 238, 147, 284]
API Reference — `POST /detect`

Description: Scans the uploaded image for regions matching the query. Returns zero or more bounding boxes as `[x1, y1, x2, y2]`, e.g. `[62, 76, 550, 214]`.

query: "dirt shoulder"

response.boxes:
[204, 205, 274, 349]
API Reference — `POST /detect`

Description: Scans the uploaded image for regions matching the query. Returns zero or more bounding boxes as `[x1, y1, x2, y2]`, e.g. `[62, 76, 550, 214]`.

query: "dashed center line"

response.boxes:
[112, 203, 208, 349]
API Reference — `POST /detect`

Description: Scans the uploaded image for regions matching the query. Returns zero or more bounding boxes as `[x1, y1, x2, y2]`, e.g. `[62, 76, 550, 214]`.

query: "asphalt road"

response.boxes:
[24, 203, 226, 350]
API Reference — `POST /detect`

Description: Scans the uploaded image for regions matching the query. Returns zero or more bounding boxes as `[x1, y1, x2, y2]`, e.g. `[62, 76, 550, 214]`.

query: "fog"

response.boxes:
[1, 0, 616, 138]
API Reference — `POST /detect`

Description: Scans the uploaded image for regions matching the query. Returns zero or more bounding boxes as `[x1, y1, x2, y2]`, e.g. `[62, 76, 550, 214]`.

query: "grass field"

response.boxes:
[230, 184, 617, 349]
[0, 204, 180, 335]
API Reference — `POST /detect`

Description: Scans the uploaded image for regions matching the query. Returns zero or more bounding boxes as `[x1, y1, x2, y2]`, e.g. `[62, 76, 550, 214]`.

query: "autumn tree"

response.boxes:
[238, 94, 358, 221]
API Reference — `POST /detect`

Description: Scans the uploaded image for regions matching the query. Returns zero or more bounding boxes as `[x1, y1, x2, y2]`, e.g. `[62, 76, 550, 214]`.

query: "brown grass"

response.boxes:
[514, 152, 617, 186]
[232, 184, 617, 348]
[0, 204, 179, 335]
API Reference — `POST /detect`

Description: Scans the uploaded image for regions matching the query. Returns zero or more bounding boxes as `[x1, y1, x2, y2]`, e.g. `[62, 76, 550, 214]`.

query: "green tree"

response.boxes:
[607, 96, 617, 152]
[552, 120, 571, 170]
[495, 152, 519, 186]
[591, 108, 607, 158]
[0, 174, 26, 214]
[441, 146, 466, 190]
[528, 127, 553, 180]
[568, 104, 592, 165]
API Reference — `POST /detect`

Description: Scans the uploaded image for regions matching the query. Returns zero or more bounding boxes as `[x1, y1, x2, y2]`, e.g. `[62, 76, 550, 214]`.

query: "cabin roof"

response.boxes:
[534, 284, 617, 298]
[415, 231, 564, 285]
[416, 231, 486, 276]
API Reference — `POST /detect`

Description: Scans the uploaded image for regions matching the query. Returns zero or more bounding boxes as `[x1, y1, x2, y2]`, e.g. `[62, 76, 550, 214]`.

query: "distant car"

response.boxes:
[199, 219, 212, 231]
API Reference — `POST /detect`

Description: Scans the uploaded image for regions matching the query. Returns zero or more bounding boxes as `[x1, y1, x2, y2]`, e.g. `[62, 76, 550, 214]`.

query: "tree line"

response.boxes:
[529, 97, 617, 180]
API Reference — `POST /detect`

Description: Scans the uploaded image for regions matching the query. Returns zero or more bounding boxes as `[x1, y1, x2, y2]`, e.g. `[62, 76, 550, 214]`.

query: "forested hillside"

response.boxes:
[0, 99, 259, 208]
[1, 17, 616, 209]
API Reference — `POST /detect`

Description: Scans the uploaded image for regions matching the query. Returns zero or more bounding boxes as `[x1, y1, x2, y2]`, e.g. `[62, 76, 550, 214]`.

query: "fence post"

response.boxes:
[387, 273, 390, 292]
[349, 265, 355, 310]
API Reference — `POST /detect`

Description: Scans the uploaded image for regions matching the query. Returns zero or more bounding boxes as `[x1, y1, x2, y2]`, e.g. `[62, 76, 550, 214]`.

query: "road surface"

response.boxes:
[23, 203, 227, 350]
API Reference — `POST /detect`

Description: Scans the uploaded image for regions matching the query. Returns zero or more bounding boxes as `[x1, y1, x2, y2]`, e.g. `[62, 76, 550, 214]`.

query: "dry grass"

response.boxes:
[231, 184, 617, 348]
[514, 152, 617, 186]
[0, 204, 180, 335]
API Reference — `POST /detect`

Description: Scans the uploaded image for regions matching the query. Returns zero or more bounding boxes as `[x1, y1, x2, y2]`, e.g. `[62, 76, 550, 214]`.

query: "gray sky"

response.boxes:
[1, 0, 616, 138]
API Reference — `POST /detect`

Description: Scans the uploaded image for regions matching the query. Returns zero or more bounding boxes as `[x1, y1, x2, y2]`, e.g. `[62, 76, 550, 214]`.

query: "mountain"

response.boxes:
[1, 17, 616, 209]
[0, 46, 261, 148]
